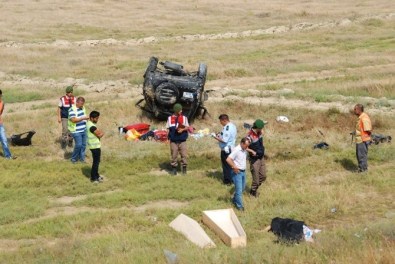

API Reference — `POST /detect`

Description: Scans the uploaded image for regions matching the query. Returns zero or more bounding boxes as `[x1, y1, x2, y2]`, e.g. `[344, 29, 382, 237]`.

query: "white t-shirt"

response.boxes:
[228, 145, 247, 170]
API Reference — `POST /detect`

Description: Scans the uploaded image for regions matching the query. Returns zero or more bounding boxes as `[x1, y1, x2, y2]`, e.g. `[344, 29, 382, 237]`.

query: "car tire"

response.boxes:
[198, 63, 207, 82]
[155, 82, 179, 106]
[144, 57, 158, 78]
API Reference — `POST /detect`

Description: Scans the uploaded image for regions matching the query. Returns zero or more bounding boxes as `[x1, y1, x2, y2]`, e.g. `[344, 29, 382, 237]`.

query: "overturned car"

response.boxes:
[136, 57, 208, 121]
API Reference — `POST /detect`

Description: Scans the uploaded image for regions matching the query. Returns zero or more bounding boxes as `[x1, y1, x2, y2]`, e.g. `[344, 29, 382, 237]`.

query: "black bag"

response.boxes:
[11, 131, 36, 146]
[269, 217, 305, 243]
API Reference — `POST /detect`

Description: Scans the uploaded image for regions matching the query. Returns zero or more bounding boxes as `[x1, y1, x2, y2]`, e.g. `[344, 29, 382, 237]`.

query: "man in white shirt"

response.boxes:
[226, 137, 251, 211]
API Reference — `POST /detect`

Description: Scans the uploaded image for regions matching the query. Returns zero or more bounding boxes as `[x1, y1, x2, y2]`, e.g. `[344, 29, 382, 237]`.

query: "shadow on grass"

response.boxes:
[81, 166, 91, 179]
[159, 162, 175, 175]
[335, 158, 357, 171]
[206, 170, 223, 183]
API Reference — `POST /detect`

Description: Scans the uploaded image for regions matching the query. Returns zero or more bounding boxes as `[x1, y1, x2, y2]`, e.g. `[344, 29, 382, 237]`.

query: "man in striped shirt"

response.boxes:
[68, 97, 89, 163]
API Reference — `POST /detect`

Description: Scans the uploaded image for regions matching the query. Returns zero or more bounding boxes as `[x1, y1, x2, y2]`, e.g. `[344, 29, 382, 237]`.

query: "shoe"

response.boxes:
[355, 168, 368, 173]
[80, 160, 87, 164]
[71, 159, 77, 164]
[250, 190, 260, 197]
[236, 207, 245, 211]
[98, 176, 104, 182]
[182, 166, 187, 174]
[91, 180, 100, 184]
[6, 156, 17, 160]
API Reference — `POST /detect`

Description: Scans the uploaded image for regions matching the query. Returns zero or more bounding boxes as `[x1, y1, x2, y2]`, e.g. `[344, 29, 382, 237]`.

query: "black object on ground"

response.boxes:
[313, 142, 329, 150]
[10, 131, 36, 146]
[269, 217, 305, 243]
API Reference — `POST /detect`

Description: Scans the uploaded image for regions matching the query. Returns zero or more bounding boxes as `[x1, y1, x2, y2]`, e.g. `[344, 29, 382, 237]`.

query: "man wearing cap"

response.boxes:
[166, 103, 189, 175]
[211, 114, 237, 185]
[246, 119, 267, 197]
[57, 85, 75, 149]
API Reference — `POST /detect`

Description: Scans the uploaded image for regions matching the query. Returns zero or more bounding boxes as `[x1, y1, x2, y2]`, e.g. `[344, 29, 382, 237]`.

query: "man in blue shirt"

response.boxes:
[211, 114, 237, 185]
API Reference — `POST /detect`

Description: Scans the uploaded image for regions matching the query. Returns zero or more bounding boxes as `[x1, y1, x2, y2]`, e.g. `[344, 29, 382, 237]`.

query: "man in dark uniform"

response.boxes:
[246, 119, 267, 197]
[166, 104, 189, 175]
[57, 85, 75, 149]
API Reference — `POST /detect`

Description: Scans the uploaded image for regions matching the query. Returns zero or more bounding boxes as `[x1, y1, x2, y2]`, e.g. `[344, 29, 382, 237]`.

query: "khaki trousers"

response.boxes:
[250, 157, 266, 193]
[61, 118, 73, 144]
[170, 141, 187, 167]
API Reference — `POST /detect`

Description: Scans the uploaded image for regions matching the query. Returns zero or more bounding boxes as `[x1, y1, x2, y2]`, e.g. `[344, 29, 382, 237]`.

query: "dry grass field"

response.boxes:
[0, 1, 394, 263]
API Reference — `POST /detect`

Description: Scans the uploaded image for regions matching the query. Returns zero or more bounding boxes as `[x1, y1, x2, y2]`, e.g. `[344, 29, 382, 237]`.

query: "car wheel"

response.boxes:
[144, 57, 158, 78]
[155, 82, 179, 106]
[198, 63, 207, 82]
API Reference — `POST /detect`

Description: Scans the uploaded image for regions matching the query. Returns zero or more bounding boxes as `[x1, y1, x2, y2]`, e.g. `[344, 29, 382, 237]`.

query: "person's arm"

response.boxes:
[177, 116, 189, 133]
[0, 102, 4, 116]
[226, 156, 240, 174]
[57, 107, 62, 123]
[246, 148, 256, 156]
[211, 133, 225, 143]
[91, 126, 104, 139]
[69, 111, 88, 123]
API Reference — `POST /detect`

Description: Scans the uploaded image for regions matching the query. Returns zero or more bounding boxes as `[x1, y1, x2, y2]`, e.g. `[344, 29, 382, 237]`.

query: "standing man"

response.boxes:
[246, 119, 267, 197]
[353, 104, 372, 173]
[226, 137, 251, 211]
[211, 114, 237, 185]
[87, 111, 104, 183]
[167, 103, 189, 175]
[68, 97, 89, 163]
[0, 89, 15, 160]
[57, 85, 75, 149]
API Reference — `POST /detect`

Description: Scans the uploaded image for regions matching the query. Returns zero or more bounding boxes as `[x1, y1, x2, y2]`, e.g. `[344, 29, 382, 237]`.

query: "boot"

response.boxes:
[171, 167, 177, 175]
[182, 166, 187, 175]
[249, 190, 257, 197]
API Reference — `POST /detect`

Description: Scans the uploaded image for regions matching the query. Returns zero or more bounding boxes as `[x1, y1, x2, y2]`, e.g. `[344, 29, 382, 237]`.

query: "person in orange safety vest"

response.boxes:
[353, 104, 372, 173]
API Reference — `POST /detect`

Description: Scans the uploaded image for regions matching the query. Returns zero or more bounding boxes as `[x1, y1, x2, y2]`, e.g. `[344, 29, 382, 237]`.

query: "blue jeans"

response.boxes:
[0, 124, 12, 158]
[232, 170, 246, 209]
[71, 131, 87, 162]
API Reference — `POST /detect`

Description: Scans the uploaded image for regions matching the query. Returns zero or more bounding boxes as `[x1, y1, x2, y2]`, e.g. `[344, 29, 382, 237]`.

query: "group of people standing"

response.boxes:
[166, 104, 268, 211]
[0, 85, 373, 209]
[167, 103, 373, 211]
[212, 114, 267, 211]
[57, 86, 104, 183]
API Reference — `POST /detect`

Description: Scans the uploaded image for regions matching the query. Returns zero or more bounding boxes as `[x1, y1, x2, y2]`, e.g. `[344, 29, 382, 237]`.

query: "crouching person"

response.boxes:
[226, 137, 251, 211]
[87, 111, 104, 183]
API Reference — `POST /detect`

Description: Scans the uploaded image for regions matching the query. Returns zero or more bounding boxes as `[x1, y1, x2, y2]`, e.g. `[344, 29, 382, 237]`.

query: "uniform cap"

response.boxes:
[173, 103, 182, 112]
[65, 86, 74, 93]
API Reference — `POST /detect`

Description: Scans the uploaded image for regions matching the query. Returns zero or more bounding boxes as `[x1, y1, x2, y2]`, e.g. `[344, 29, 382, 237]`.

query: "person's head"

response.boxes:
[173, 103, 182, 114]
[240, 137, 251, 150]
[353, 104, 364, 116]
[252, 119, 265, 132]
[76, 97, 85, 108]
[218, 114, 229, 126]
[89, 111, 100, 123]
[65, 85, 73, 96]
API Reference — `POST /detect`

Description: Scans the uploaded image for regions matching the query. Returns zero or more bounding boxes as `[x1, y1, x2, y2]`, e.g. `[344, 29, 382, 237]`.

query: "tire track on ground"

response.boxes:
[1, 13, 394, 48]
